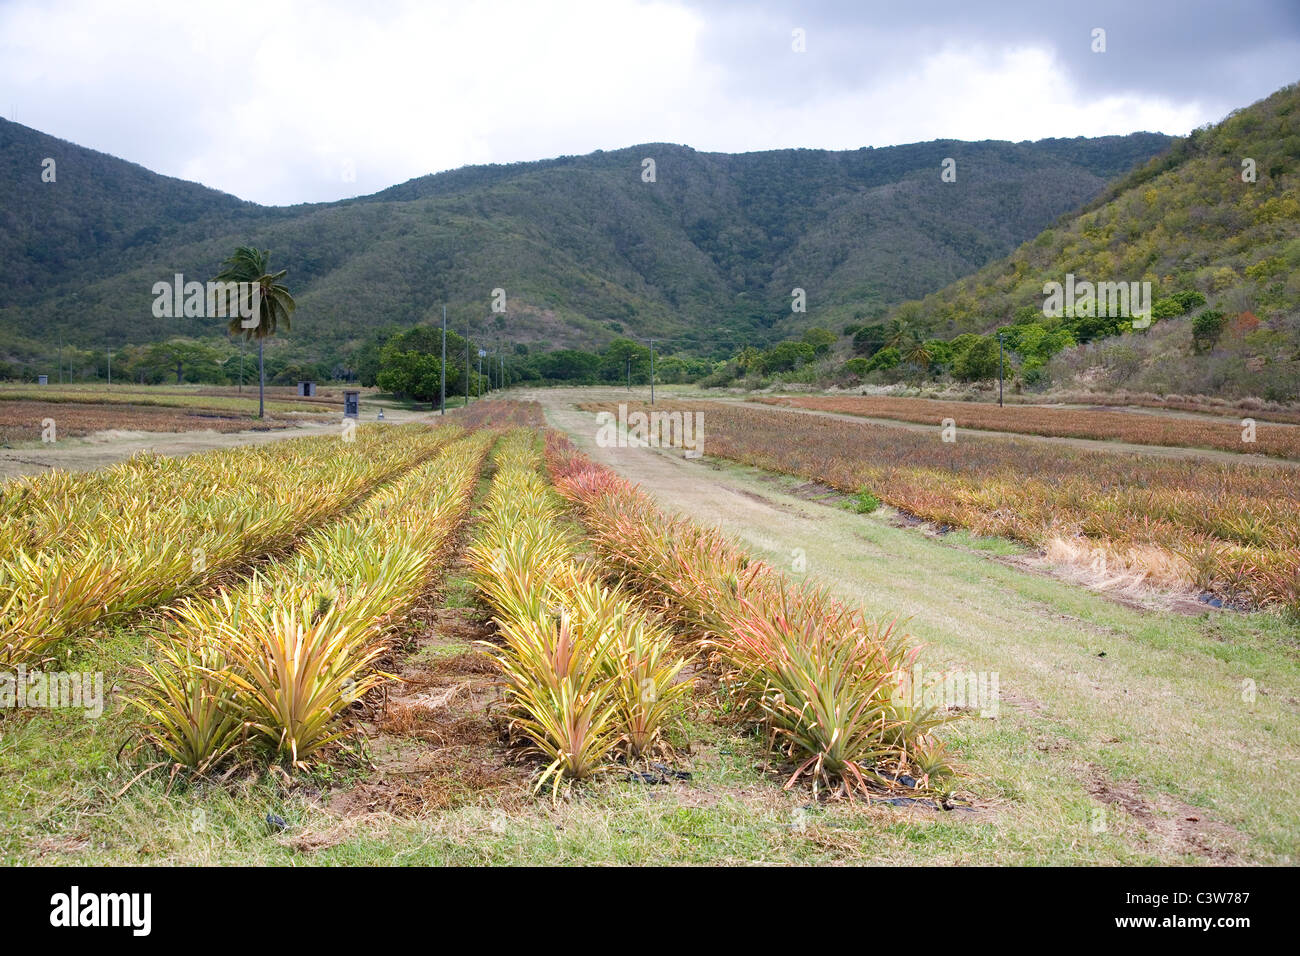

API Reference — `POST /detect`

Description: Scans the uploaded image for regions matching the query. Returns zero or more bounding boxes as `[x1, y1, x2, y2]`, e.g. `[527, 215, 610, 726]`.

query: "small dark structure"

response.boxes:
[297, 381, 316, 397]
[37, 375, 48, 385]
[343, 389, 360, 418]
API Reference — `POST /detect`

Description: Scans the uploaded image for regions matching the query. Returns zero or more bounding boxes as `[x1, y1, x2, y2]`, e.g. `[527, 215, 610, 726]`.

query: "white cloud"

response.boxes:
[0, 0, 1241, 204]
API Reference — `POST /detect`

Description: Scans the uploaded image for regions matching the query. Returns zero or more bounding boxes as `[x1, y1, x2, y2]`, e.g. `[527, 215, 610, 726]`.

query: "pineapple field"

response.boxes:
[0, 395, 1295, 868]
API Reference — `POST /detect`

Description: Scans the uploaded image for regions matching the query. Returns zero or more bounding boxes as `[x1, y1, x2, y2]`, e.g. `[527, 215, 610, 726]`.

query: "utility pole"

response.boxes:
[107, 349, 112, 386]
[478, 348, 484, 397]
[440, 304, 447, 415]
[239, 336, 245, 394]
[649, 339, 656, 405]
[465, 317, 471, 404]
[58, 340, 62, 384]
[626, 357, 631, 391]
[997, 332, 1005, 408]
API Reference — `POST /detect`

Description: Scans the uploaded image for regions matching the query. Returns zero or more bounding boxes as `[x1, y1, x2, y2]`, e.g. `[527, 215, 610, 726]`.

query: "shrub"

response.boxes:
[1171, 289, 1207, 311]
[866, 346, 901, 372]
[839, 357, 871, 379]
[1192, 310, 1227, 353]
[801, 327, 836, 355]
[852, 488, 881, 513]
[951, 336, 1000, 381]
[1152, 296, 1186, 319]
[760, 341, 815, 373]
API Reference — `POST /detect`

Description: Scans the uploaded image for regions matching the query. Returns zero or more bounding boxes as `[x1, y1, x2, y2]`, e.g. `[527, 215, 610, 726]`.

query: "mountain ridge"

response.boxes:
[0, 117, 1174, 369]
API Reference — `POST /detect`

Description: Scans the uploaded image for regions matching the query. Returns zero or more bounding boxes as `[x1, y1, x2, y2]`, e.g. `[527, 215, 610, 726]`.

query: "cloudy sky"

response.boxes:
[2, 0, 1297, 205]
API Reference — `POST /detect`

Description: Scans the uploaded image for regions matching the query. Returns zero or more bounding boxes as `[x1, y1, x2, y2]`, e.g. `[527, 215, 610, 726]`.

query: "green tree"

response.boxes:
[760, 341, 815, 373]
[924, 338, 953, 369]
[866, 347, 901, 372]
[133, 338, 229, 384]
[1192, 310, 1226, 353]
[952, 335, 1000, 381]
[376, 348, 442, 401]
[801, 327, 836, 356]
[215, 246, 296, 418]
[601, 337, 650, 383]
[735, 345, 762, 374]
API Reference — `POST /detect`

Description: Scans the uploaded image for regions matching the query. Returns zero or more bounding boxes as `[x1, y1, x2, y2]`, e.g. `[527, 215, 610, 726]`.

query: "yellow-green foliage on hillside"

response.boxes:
[897, 83, 1300, 333]
[862, 85, 1295, 401]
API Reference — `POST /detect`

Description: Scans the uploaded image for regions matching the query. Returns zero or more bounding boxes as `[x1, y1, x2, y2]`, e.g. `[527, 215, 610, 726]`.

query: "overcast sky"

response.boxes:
[2, 0, 1297, 205]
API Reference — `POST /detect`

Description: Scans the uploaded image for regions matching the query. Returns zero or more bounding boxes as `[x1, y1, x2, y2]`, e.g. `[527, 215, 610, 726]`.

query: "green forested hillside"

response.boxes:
[878, 83, 1300, 399]
[0, 118, 1172, 373]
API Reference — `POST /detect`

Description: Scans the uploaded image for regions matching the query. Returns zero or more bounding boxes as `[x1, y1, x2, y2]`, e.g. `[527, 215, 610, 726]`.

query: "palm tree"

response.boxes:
[215, 247, 295, 418]
[882, 317, 911, 350]
[900, 332, 934, 369]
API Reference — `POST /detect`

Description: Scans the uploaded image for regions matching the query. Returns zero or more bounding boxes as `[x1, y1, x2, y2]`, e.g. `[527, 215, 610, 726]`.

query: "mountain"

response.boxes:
[0, 119, 1173, 370]
[879, 82, 1300, 400]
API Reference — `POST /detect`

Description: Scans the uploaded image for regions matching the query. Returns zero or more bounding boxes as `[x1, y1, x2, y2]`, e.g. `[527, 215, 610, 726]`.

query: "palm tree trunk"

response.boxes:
[258, 337, 265, 418]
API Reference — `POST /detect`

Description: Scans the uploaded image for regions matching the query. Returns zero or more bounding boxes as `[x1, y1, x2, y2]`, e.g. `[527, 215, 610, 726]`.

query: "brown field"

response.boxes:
[1033, 390, 1300, 425]
[752, 395, 1300, 459]
[0, 400, 297, 444]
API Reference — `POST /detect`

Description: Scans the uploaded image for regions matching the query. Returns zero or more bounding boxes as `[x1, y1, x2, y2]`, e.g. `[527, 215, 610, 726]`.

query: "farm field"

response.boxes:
[0, 385, 419, 480]
[582, 398, 1300, 615]
[0, 383, 343, 452]
[0, 395, 1293, 867]
[0, 398, 303, 447]
[0, 382, 334, 417]
[752, 394, 1300, 460]
[1020, 390, 1300, 427]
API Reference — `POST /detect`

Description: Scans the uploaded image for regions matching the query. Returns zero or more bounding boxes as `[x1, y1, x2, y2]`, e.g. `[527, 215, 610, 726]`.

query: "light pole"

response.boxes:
[997, 331, 1005, 408]
[478, 348, 485, 397]
[440, 304, 447, 415]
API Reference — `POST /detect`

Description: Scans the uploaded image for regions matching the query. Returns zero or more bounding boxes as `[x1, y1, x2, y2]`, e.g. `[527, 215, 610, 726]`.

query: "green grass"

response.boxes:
[847, 487, 881, 514]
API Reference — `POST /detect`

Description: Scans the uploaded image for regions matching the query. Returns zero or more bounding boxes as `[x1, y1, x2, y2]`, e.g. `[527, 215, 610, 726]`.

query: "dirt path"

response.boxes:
[528, 387, 1298, 864]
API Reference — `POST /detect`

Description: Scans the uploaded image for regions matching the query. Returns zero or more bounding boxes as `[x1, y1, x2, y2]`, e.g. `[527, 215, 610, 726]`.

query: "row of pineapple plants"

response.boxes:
[543, 432, 954, 797]
[130, 429, 495, 772]
[587, 400, 1300, 613]
[0, 425, 452, 668]
[466, 429, 691, 796]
